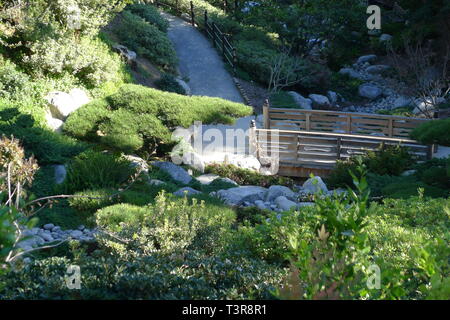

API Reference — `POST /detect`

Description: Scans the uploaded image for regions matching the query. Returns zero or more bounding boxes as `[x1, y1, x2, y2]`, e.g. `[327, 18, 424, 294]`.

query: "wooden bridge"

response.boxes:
[249, 103, 432, 177]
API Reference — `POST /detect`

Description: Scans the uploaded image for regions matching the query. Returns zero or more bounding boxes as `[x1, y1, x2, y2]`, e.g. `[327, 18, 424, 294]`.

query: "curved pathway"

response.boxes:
[162, 12, 244, 104]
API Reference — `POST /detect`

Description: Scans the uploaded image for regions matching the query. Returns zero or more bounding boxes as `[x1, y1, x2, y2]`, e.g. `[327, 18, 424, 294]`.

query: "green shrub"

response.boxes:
[125, 3, 169, 32]
[155, 73, 186, 95]
[95, 191, 236, 253]
[0, 251, 283, 299]
[64, 84, 252, 154]
[114, 11, 177, 70]
[69, 188, 118, 212]
[328, 145, 414, 188]
[205, 163, 294, 188]
[62, 150, 135, 193]
[328, 72, 364, 101]
[25, 36, 124, 88]
[410, 118, 450, 147]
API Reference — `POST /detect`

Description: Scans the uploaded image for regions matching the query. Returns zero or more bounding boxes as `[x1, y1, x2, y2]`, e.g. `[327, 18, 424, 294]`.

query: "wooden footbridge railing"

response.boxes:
[251, 103, 433, 177]
[263, 103, 428, 138]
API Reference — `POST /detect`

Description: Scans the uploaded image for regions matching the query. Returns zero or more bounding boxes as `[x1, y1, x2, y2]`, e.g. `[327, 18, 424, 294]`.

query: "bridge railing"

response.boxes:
[250, 126, 432, 177]
[263, 102, 429, 139]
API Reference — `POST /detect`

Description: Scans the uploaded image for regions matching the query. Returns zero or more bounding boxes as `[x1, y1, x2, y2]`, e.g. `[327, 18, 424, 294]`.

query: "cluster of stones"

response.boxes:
[17, 224, 97, 252]
[336, 53, 442, 115]
[211, 176, 345, 212]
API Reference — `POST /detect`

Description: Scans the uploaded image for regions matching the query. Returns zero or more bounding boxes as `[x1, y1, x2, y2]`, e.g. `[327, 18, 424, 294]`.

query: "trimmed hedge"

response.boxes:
[64, 84, 252, 154]
[114, 11, 177, 71]
[410, 118, 450, 147]
[125, 3, 170, 32]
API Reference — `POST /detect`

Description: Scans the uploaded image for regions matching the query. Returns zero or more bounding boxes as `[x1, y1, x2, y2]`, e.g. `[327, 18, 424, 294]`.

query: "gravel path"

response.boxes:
[162, 12, 244, 103]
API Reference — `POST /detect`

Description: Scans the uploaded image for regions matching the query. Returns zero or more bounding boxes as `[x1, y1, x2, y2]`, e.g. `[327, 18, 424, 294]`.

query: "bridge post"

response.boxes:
[212, 22, 217, 48]
[232, 47, 237, 76]
[204, 10, 208, 31]
[190, 1, 195, 26]
[263, 99, 270, 129]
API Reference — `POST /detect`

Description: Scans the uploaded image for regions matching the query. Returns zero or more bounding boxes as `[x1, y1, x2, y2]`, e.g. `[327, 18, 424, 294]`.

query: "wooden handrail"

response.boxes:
[268, 107, 428, 122]
[255, 128, 423, 144]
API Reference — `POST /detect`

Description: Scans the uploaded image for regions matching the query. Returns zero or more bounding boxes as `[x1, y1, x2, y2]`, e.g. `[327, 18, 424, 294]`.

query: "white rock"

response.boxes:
[308, 94, 330, 107]
[288, 91, 313, 110]
[216, 186, 267, 206]
[274, 196, 298, 212]
[265, 185, 297, 202]
[46, 88, 90, 120]
[302, 176, 328, 195]
[152, 161, 192, 185]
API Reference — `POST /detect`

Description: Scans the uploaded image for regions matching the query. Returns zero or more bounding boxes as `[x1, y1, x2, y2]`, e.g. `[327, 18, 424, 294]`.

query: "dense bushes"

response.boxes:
[410, 119, 450, 147]
[125, 3, 170, 32]
[62, 150, 136, 194]
[113, 11, 177, 71]
[155, 73, 186, 95]
[64, 84, 252, 154]
[0, 0, 129, 88]
[205, 163, 294, 188]
[328, 145, 414, 188]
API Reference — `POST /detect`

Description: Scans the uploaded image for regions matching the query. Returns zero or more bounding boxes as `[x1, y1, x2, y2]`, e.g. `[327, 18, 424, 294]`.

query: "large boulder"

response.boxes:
[302, 176, 328, 195]
[358, 84, 382, 100]
[308, 94, 331, 108]
[288, 91, 313, 110]
[46, 88, 90, 120]
[112, 44, 137, 64]
[216, 186, 267, 206]
[274, 196, 298, 211]
[265, 185, 297, 202]
[152, 161, 192, 185]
